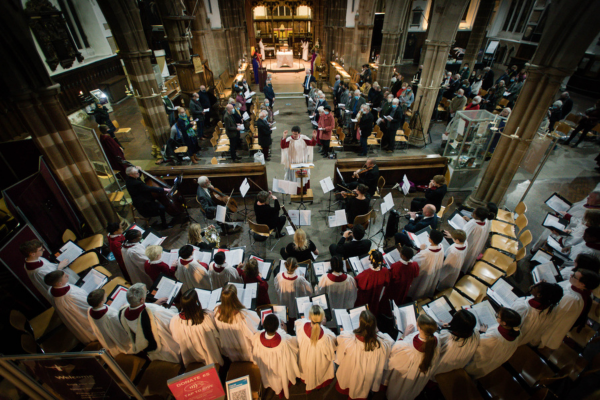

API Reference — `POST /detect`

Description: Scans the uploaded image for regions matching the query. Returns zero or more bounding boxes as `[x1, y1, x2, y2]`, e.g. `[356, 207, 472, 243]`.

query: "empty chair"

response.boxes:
[436, 368, 483, 400]
[68, 252, 101, 274]
[507, 345, 565, 387]
[490, 214, 528, 239]
[136, 360, 183, 398]
[496, 202, 527, 224]
[491, 229, 532, 256]
[62, 229, 104, 252]
[470, 262, 506, 286]
[454, 275, 488, 303]
[434, 288, 472, 309]
[482, 247, 525, 271]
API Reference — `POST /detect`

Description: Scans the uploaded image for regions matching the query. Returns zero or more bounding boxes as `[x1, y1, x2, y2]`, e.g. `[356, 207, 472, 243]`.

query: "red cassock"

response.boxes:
[380, 260, 419, 315]
[108, 234, 130, 281]
[237, 268, 271, 306]
[354, 267, 390, 316]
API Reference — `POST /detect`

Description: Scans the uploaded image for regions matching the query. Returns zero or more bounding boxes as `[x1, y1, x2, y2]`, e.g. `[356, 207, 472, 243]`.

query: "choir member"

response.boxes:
[385, 314, 441, 400]
[280, 228, 319, 261]
[560, 253, 600, 297]
[560, 210, 600, 254]
[342, 184, 371, 227]
[512, 282, 563, 346]
[565, 226, 600, 264]
[122, 230, 152, 286]
[87, 289, 131, 356]
[208, 251, 242, 289]
[294, 305, 337, 393]
[119, 283, 181, 363]
[437, 229, 468, 290]
[335, 310, 394, 399]
[382, 246, 420, 313]
[406, 230, 445, 300]
[169, 289, 223, 368]
[107, 222, 130, 281]
[187, 223, 216, 250]
[436, 310, 480, 375]
[274, 257, 313, 319]
[44, 270, 95, 344]
[144, 245, 177, 282]
[465, 307, 522, 379]
[461, 207, 490, 273]
[315, 256, 357, 309]
[329, 224, 372, 259]
[236, 258, 270, 306]
[252, 314, 301, 399]
[354, 250, 390, 316]
[175, 245, 211, 291]
[214, 284, 260, 361]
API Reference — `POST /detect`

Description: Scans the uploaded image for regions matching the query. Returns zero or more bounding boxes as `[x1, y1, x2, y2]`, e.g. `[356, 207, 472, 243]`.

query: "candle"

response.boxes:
[136, 90, 140, 97]
[493, 115, 498, 125]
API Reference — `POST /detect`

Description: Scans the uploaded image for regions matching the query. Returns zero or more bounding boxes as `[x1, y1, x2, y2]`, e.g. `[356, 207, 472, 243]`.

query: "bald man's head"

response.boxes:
[226, 104, 234, 113]
[423, 204, 436, 216]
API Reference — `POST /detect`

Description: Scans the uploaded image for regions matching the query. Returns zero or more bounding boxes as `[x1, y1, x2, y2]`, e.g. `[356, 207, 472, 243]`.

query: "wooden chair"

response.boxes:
[245, 134, 262, 153]
[210, 136, 230, 159]
[564, 113, 582, 125]
[481, 247, 525, 271]
[20, 334, 41, 354]
[490, 229, 532, 256]
[434, 288, 472, 309]
[435, 368, 483, 400]
[102, 277, 131, 294]
[248, 220, 279, 253]
[566, 325, 597, 350]
[94, 265, 113, 278]
[62, 229, 104, 252]
[508, 345, 566, 387]
[113, 354, 148, 383]
[496, 201, 527, 224]
[353, 212, 372, 231]
[131, 203, 151, 228]
[491, 214, 528, 239]
[538, 342, 588, 381]
[227, 362, 262, 400]
[470, 262, 506, 286]
[454, 275, 488, 303]
[437, 196, 454, 219]
[111, 120, 134, 142]
[10, 309, 62, 342]
[210, 157, 219, 165]
[69, 252, 101, 274]
[11, 310, 80, 353]
[555, 121, 572, 136]
[137, 360, 183, 398]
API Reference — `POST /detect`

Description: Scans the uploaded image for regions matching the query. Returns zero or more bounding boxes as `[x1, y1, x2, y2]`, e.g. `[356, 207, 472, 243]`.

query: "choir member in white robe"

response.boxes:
[294, 306, 336, 392]
[407, 230, 445, 300]
[208, 251, 241, 289]
[302, 40, 309, 61]
[214, 284, 260, 362]
[564, 227, 600, 266]
[315, 256, 357, 309]
[252, 314, 301, 399]
[562, 210, 600, 249]
[512, 282, 563, 346]
[461, 208, 490, 273]
[87, 289, 132, 356]
[259, 38, 266, 60]
[435, 310, 480, 375]
[44, 270, 96, 344]
[175, 245, 211, 291]
[274, 258, 313, 319]
[121, 230, 152, 287]
[335, 310, 393, 400]
[437, 230, 468, 290]
[118, 283, 181, 364]
[169, 289, 223, 367]
[465, 308, 522, 379]
[280, 128, 318, 194]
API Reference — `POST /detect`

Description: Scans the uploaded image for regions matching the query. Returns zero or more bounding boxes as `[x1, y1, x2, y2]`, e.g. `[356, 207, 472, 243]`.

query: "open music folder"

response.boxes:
[295, 293, 332, 320]
[486, 278, 520, 308]
[107, 285, 129, 310]
[407, 226, 432, 248]
[382, 246, 401, 268]
[392, 301, 418, 334]
[150, 274, 183, 307]
[447, 211, 467, 230]
[542, 213, 570, 235]
[212, 247, 245, 266]
[422, 296, 455, 325]
[227, 282, 258, 310]
[312, 261, 331, 279]
[249, 255, 274, 280]
[334, 305, 368, 332]
[55, 240, 85, 266]
[191, 246, 212, 265]
[463, 301, 498, 331]
[545, 193, 572, 214]
[259, 305, 288, 329]
[76, 268, 109, 294]
[160, 249, 179, 266]
[532, 261, 561, 284]
[348, 254, 371, 275]
[194, 287, 223, 310]
[142, 232, 166, 248]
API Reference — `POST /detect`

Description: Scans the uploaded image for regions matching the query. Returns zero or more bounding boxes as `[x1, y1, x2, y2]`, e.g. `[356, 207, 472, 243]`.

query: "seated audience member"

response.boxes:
[354, 250, 390, 316]
[209, 251, 242, 289]
[107, 222, 131, 281]
[406, 230, 445, 300]
[512, 282, 563, 346]
[187, 223, 216, 250]
[254, 190, 286, 238]
[87, 289, 131, 356]
[280, 228, 319, 261]
[394, 204, 439, 247]
[436, 310, 480, 375]
[329, 224, 372, 259]
[175, 245, 211, 291]
[409, 175, 448, 212]
[437, 229, 467, 290]
[274, 258, 313, 320]
[98, 125, 126, 177]
[122, 229, 152, 286]
[144, 245, 177, 282]
[316, 256, 358, 309]
[237, 258, 271, 306]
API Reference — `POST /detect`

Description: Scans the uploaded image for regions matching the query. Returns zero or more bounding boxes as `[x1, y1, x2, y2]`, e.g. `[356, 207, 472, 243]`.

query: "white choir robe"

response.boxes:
[335, 331, 394, 400]
[559, 266, 600, 298]
[251, 330, 301, 399]
[407, 245, 444, 300]
[208, 262, 242, 289]
[462, 219, 489, 273]
[437, 243, 468, 291]
[465, 327, 520, 379]
[512, 296, 555, 347]
[169, 310, 224, 367]
[385, 332, 441, 400]
[25, 258, 78, 303]
[88, 306, 132, 356]
[435, 330, 480, 375]
[294, 320, 336, 391]
[280, 135, 316, 193]
[302, 42, 309, 61]
[315, 273, 357, 310]
[567, 241, 600, 263]
[50, 285, 96, 344]
[532, 199, 589, 252]
[214, 308, 260, 362]
[274, 272, 313, 319]
[539, 281, 585, 350]
[175, 257, 211, 292]
[122, 243, 152, 286]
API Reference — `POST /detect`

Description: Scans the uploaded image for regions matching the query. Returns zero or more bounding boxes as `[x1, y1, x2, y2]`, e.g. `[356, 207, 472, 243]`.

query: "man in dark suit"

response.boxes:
[409, 175, 448, 212]
[395, 204, 439, 247]
[263, 82, 275, 108]
[254, 191, 286, 238]
[383, 98, 404, 153]
[481, 67, 495, 91]
[302, 70, 317, 108]
[197, 85, 212, 132]
[256, 110, 272, 161]
[125, 166, 172, 229]
[329, 224, 372, 258]
[347, 158, 379, 196]
[223, 104, 242, 162]
[196, 176, 241, 234]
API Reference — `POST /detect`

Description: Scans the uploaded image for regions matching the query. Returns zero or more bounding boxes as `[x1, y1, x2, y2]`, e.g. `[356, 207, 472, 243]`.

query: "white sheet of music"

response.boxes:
[221, 249, 244, 266]
[312, 294, 328, 310]
[216, 205, 227, 223]
[328, 209, 348, 228]
[240, 178, 250, 198]
[251, 256, 271, 278]
[424, 298, 453, 324]
[142, 233, 166, 248]
[109, 287, 129, 310]
[273, 178, 299, 195]
[313, 262, 329, 277]
[402, 174, 411, 196]
[208, 288, 222, 310]
[195, 289, 212, 309]
[57, 242, 84, 264]
[489, 279, 519, 307]
[320, 176, 335, 193]
[288, 210, 311, 226]
[543, 214, 566, 231]
[335, 309, 353, 332]
[242, 112, 250, 121]
[384, 193, 394, 210]
[349, 306, 367, 329]
[273, 305, 287, 323]
[393, 303, 417, 333]
[465, 301, 498, 331]
[155, 278, 182, 304]
[449, 213, 467, 230]
[532, 262, 557, 283]
[160, 250, 178, 266]
[274, 110, 280, 116]
[80, 269, 108, 293]
[531, 250, 553, 264]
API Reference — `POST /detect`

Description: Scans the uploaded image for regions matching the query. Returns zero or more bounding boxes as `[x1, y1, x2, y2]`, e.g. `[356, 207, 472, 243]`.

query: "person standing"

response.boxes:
[87, 289, 132, 356]
[263, 81, 275, 108]
[107, 222, 131, 281]
[406, 230, 445, 299]
[98, 125, 126, 176]
[171, 107, 199, 164]
[563, 99, 600, 148]
[274, 258, 313, 320]
[481, 66, 495, 91]
[223, 104, 242, 162]
[175, 245, 211, 292]
[280, 127, 318, 195]
[189, 93, 205, 139]
[302, 70, 317, 107]
[315, 256, 358, 309]
[93, 103, 117, 136]
[317, 105, 335, 158]
[256, 110, 273, 161]
[197, 85, 212, 131]
[354, 250, 390, 316]
[435, 310, 480, 375]
[252, 53, 260, 87]
[559, 92, 574, 119]
[358, 104, 374, 156]
[121, 229, 152, 287]
[383, 98, 404, 153]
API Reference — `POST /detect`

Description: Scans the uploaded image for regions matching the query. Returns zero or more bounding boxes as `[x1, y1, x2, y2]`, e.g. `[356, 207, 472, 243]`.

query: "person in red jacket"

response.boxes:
[107, 222, 130, 281]
[465, 96, 481, 110]
[236, 258, 271, 307]
[144, 245, 177, 283]
[354, 250, 390, 316]
[317, 105, 335, 158]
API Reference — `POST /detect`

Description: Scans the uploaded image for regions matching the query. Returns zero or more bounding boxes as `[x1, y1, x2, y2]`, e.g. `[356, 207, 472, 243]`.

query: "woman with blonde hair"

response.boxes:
[187, 223, 216, 250]
[294, 305, 336, 393]
[385, 313, 441, 400]
[280, 228, 319, 261]
[214, 284, 260, 361]
[274, 257, 313, 320]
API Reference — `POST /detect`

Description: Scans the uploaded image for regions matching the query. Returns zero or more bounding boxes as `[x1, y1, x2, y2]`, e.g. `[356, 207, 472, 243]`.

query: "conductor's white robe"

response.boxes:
[25, 258, 78, 303]
[512, 296, 555, 347]
[121, 243, 152, 286]
[175, 258, 211, 291]
[335, 331, 393, 400]
[214, 308, 260, 362]
[170, 310, 224, 367]
[274, 272, 313, 319]
[88, 305, 131, 356]
[462, 219, 489, 273]
[280, 135, 316, 193]
[315, 273, 357, 310]
[437, 243, 468, 290]
[539, 281, 585, 349]
[251, 330, 300, 399]
[465, 327, 520, 379]
[208, 262, 241, 289]
[50, 285, 96, 344]
[407, 245, 444, 299]
[435, 329, 480, 375]
[294, 320, 336, 391]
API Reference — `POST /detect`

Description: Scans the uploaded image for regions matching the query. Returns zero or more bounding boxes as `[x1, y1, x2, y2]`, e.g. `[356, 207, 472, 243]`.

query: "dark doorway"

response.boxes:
[369, 14, 385, 61]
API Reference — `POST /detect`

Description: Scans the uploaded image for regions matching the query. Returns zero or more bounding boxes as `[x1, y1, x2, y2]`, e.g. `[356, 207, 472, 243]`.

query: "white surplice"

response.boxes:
[385, 332, 441, 400]
[51, 285, 96, 344]
[281, 135, 315, 192]
[437, 243, 468, 291]
[512, 296, 555, 347]
[274, 272, 313, 319]
[532, 198, 589, 252]
[302, 41, 309, 61]
[294, 320, 336, 391]
[88, 306, 132, 356]
[539, 281, 585, 349]
[435, 330, 480, 375]
[121, 243, 152, 286]
[25, 258, 78, 303]
[315, 273, 358, 310]
[465, 327, 520, 379]
[176, 258, 211, 291]
[170, 310, 224, 367]
[407, 245, 444, 300]
[214, 308, 260, 362]
[335, 331, 394, 400]
[252, 330, 300, 399]
[208, 262, 242, 289]
[462, 219, 489, 273]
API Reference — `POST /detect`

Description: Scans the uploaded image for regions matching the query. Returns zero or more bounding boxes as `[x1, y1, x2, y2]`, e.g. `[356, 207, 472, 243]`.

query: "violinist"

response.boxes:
[125, 166, 173, 229]
[254, 191, 286, 238]
[347, 158, 379, 196]
[342, 184, 371, 227]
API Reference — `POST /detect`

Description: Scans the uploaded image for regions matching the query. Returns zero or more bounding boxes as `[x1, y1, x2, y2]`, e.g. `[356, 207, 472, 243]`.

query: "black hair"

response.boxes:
[575, 253, 600, 273]
[107, 222, 120, 235]
[125, 229, 142, 242]
[584, 227, 600, 241]
[498, 307, 521, 329]
[486, 202, 498, 220]
[577, 269, 600, 291]
[532, 282, 563, 313]
[473, 207, 490, 221]
[429, 230, 444, 245]
[44, 270, 65, 286]
[400, 246, 414, 260]
[263, 313, 279, 334]
[448, 310, 477, 343]
[179, 245, 194, 259]
[328, 256, 345, 274]
[291, 126, 301, 133]
[352, 224, 365, 240]
[214, 251, 226, 265]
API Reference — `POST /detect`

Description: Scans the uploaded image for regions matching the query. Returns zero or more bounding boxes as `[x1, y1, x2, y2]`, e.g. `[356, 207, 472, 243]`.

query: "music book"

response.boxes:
[486, 278, 519, 308]
[348, 254, 371, 275]
[296, 293, 332, 320]
[542, 213, 570, 235]
[334, 305, 368, 332]
[291, 163, 314, 169]
[215, 205, 227, 223]
[212, 247, 245, 267]
[194, 287, 223, 310]
[150, 274, 183, 307]
[320, 176, 335, 194]
[545, 193, 572, 213]
[392, 301, 418, 334]
[288, 210, 311, 226]
[422, 296, 455, 325]
[328, 209, 348, 227]
[240, 178, 250, 198]
[242, 112, 250, 121]
[532, 261, 561, 284]
[128, 224, 145, 234]
[382, 247, 401, 268]
[462, 301, 498, 331]
[312, 261, 331, 278]
[191, 246, 212, 265]
[107, 285, 129, 310]
[274, 110, 280, 116]
[311, 120, 318, 126]
[227, 282, 258, 310]
[272, 178, 299, 195]
[338, 103, 345, 107]
[448, 211, 467, 230]
[142, 232, 166, 248]
[278, 260, 307, 278]
[546, 236, 570, 259]
[249, 255, 274, 280]
[160, 250, 179, 266]
[203, 108, 210, 112]
[259, 305, 288, 327]
[351, 118, 358, 123]
[531, 249, 553, 265]
[77, 268, 109, 294]
[407, 226, 432, 248]
[459, 208, 473, 218]
[56, 240, 85, 266]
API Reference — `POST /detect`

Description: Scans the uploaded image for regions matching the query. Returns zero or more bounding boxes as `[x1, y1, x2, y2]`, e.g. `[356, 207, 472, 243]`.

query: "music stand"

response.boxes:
[291, 165, 314, 210]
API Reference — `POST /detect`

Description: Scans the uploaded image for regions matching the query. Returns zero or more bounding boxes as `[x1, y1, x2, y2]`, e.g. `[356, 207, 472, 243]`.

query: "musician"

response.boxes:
[342, 184, 371, 226]
[346, 158, 379, 196]
[196, 176, 241, 234]
[254, 191, 286, 238]
[329, 224, 372, 259]
[409, 175, 448, 212]
[125, 166, 172, 229]
[394, 204, 439, 247]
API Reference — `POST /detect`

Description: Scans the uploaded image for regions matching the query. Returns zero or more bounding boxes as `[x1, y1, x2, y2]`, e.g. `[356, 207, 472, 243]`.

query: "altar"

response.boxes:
[276, 51, 293, 68]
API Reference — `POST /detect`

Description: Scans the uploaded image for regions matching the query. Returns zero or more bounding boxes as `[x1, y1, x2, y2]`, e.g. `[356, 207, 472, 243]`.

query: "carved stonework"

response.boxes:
[250, 0, 314, 8]
[24, 0, 84, 71]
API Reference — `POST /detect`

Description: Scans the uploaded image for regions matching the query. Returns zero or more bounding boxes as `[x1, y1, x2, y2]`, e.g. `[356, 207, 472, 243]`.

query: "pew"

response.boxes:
[333, 155, 448, 188]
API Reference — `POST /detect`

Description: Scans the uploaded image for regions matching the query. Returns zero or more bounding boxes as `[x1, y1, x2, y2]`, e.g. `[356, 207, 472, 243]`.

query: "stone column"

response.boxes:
[461, 0, 495, 70]
[378, 0, 412, 86]
[186, 0, 205, 60]
[342, 0, 376, 71]
[466, 0, 600, 207]
[155, 0, 191, 62]
[97, 0, 171, 150]
[409, 0, 470, 144]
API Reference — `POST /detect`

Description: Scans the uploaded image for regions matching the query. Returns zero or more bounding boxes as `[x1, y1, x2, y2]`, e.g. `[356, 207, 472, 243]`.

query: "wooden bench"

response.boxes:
[219, 70, 234, 90]
[333, 155, 448, 188]
[163, 75, 180, 100]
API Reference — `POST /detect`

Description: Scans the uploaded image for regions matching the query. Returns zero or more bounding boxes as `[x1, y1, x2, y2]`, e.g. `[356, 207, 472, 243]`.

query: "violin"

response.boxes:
[356, 165, 373, 175]
[208, 186, 238, 213]
[248, 178, 297, 231]
[336, 184, 357, 197]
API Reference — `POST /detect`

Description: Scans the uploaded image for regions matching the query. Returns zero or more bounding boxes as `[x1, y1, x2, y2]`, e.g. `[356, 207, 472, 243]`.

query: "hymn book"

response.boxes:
[334, 305, 368, 332]
[348, 254, 371, 275]
[160, 249, 179, 266]
[76, 268, 109, 294]
[542, 213, 570, 235]
[462, 300, 498, 331]
[141, 232, 166, 248]
[312, 261, 332, 279]
[248, 255, 274, 280]
[55, 240, 85, 266]
[391, 301, 418, 334]
[191, 246, 212, 265]
[259, 305, 288, 327]
[226, 282, 258, 310]
[382, 247, 401, 268]
[296, 293, 332, 320]
[107, 285, 129, 310]
[532, 261, 561, 284]
[150, 274, 183, 307]
[422, 296, 455, 325]
[212, 247, 245, 266]
[545, 193, 572, 214]
[448, 211, 467, 230]
[194, 288, 223, 310]
[486, 278, 519, 308]
[407, 226, 432, 248]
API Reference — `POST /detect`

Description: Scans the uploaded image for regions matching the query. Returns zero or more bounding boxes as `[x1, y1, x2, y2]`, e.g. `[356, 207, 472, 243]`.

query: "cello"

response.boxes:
[207, 186, 238, 213]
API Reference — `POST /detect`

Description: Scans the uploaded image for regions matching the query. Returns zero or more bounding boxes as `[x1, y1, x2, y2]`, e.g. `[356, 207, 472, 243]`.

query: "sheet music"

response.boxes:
[383, 248, 401, 267]
[545, 194, 571, 213]
[532, 261, 557, 283]
[547, 236, 569, 256]
[192, 247, 212, 265]
[349, 306, 366, 329]
[195, 289, 212, 309]
[109, 287, 129, 310]
[448, 213, 467, 230]
[297, 266, 307, 278]
[531, 250, 552, 264]
[489, 279, 519, 307]
[393, 303, 417, 333]
[296, 296, 312, 317]
[312, 294, 328, 310]
[313, 262, 329, 277]
[338, 104, 345, 107]
[320, 176, 335, 193]
[273, 305, 287, 323]
[240, 178, 250, 198]
[383, 193, 394, 210]
[288, 210, 311, 226]
[245, 98, 252, 104]
[465, 301, 498, 331]
[348, 256, 365, 274]
[216, 205, 227, 223]
[335, 309, 353, 332]
[203, 108, 210, 112]
[402, 175, 411, 196]
[142, 233, 166, 248]
[272, 178, 299, 195]
[208, 288, 222, 310]
[424, 298, 453, 324]
[216, 249, 244, 266]
[543, 214, 567, 231]
[459, 209, 473, 218]
[286, 226, 295, 235]
[311, 120, 318, 126]
[130, 225, 145, 234]
[329, 209, 348, 227]
[250, 256, 271, 278]
[160, 250, 178, 266]
[154, 278, 182, 304]
[80, 269, 108, 293]
[57, 242, 84, 264]
[242, 112, 250, 121]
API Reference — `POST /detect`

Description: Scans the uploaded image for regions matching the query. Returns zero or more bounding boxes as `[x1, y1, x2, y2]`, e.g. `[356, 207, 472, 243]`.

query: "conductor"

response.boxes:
[125, 166, 172, 229]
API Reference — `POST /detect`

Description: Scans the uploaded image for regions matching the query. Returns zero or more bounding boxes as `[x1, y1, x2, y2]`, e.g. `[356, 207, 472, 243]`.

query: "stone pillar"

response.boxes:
[462, 0, 495, 70]
[245, 0, 256, 56]
[409, 0, 470, 144]
[342, 0, 376, 71]
[378, 0, 412, 86]
[97, 0, 170, 149]
[466, 0, 600, 207]
[155, 0, 191, 62]
[186, 0, 205, 60]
